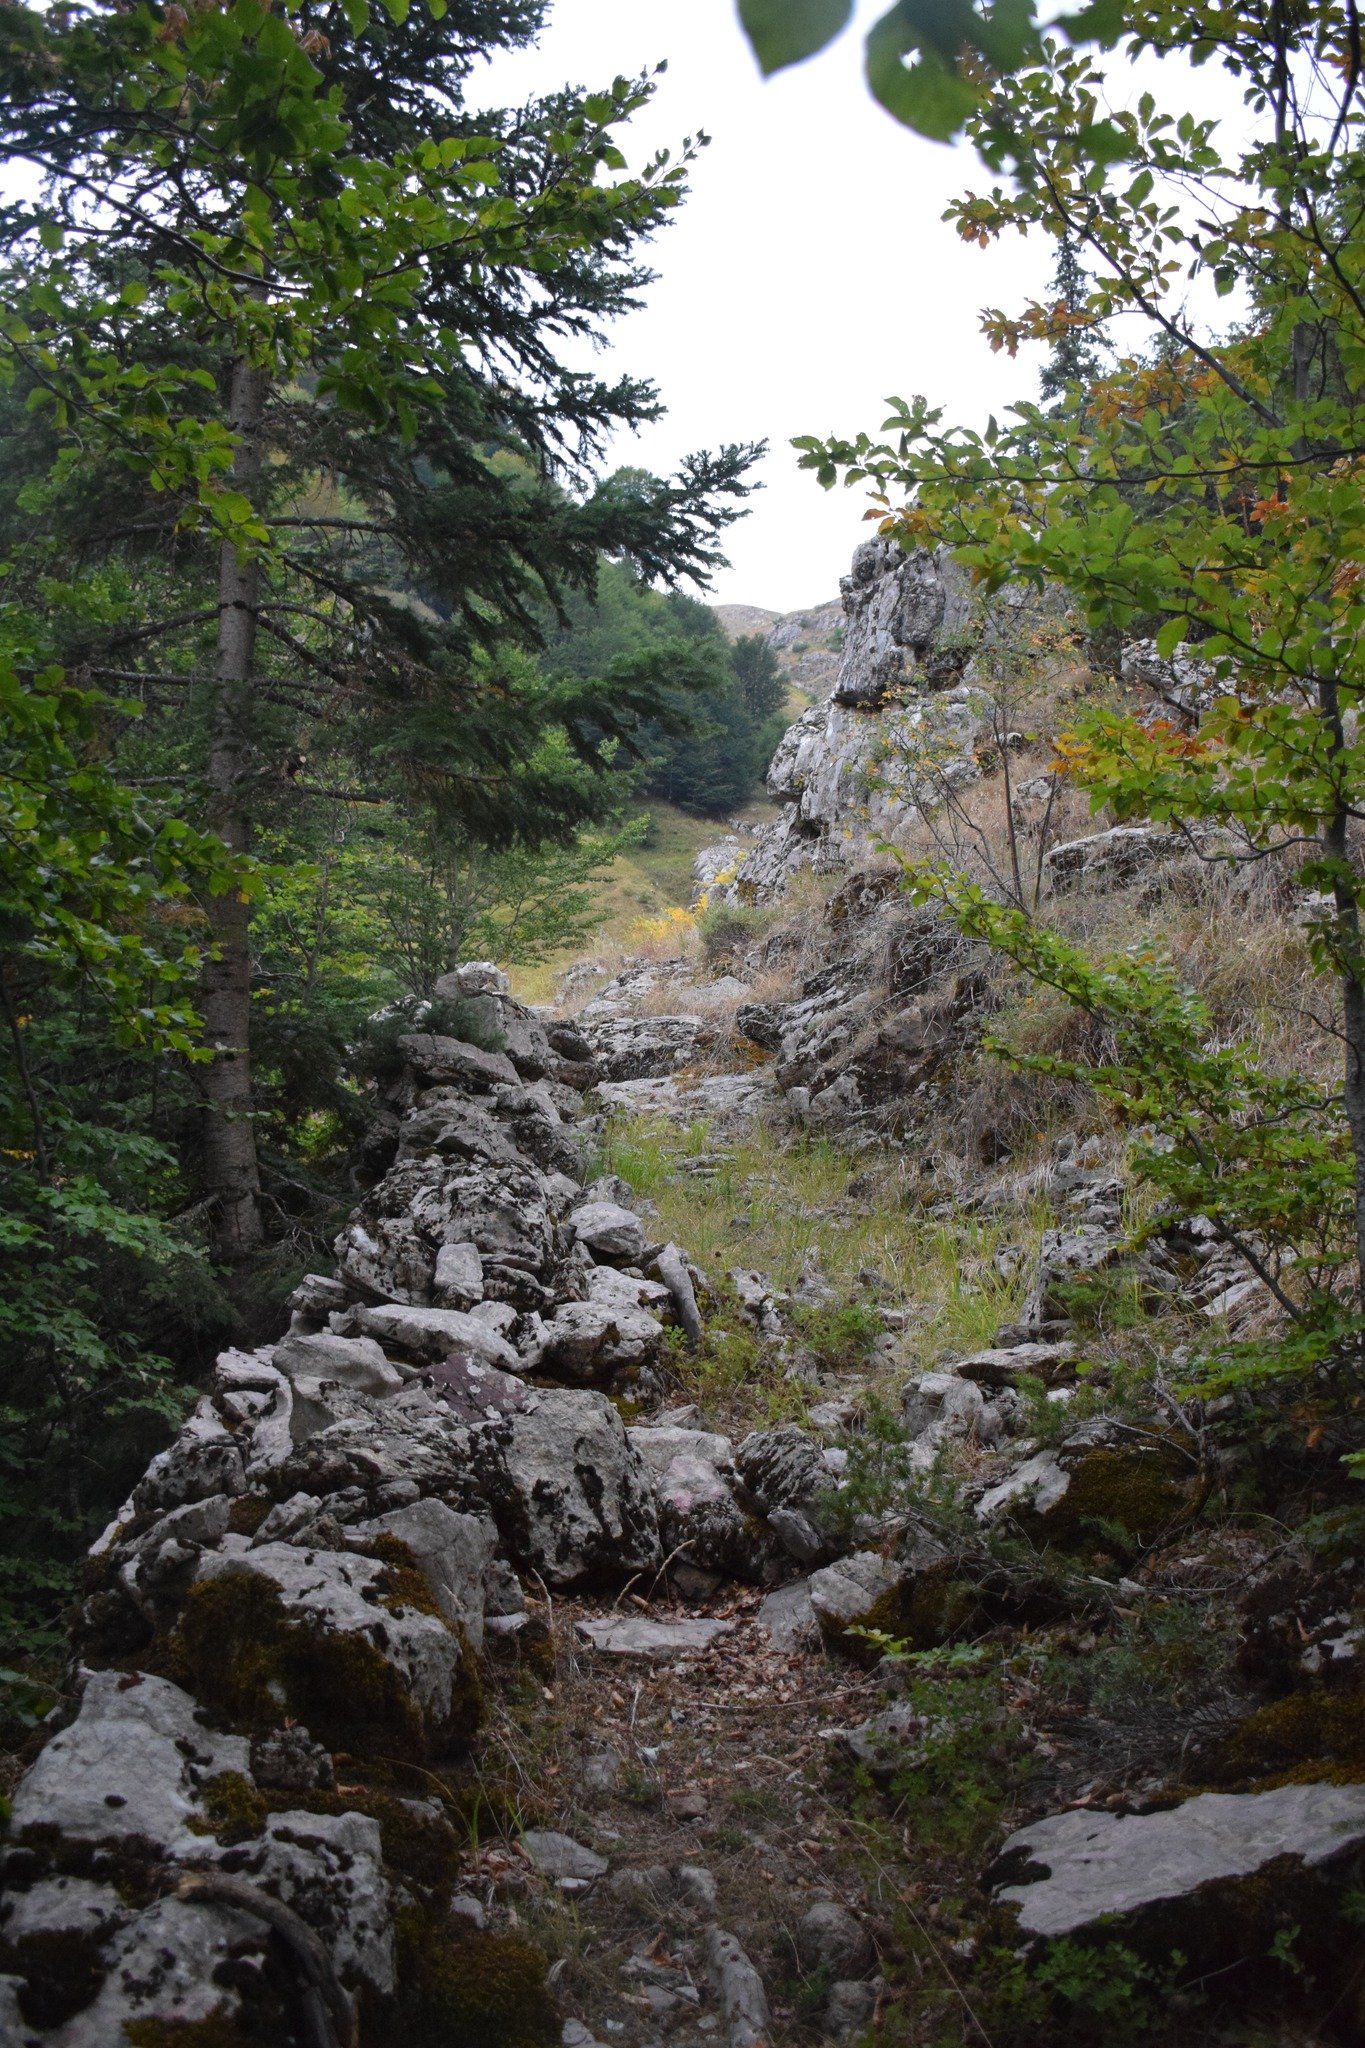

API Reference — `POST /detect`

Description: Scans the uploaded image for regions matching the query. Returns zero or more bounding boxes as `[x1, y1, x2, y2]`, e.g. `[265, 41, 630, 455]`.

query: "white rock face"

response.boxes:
[994, 1784, 1365, 1940]
[273, 1328, 406, 1396]
[357, 1496, 497, 1646]
[475, 1387, 661, 1585]
[9, 1670, 250, 1848]
[569, 1200, 648, 1263]
[354, 1300, 519, 1369]
[576, 1615, 736, 1657]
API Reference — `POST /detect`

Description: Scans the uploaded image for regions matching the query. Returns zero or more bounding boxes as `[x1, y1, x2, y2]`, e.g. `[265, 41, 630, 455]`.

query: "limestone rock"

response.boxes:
[575, 1615, 735, 1657]
[433, 1238, 484, 1307]
[193, 1542, 470, 1749]
[975, 1419, 1202, 1551]
[354, 1301, 520, 1371]
[132, 1398, 246, 1512]
[9, 1670, 250, 1849]
[577, 1012, 711, 1081]
[474, 1387, 661, 1586]
[569, 1200, 648, 1264]
[521, 1829, 609, 1889]
[629, 1426, 766, 1580]
[808, 1551, 902, 1652]
[992, 1783, 1365, 1950]
[531, 1299, 664, 1382]
[738, 1424, 835, 1564]
[273, 1329, 407, 1397]
[706, 1927, 771, 2048]
[357, 1497, 496, 1646]
[397, 1031, 518, 1090]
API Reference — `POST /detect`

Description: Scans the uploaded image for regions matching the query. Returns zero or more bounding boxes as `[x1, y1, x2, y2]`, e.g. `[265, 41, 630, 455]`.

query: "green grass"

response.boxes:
[597, 1112, 1047, 1427]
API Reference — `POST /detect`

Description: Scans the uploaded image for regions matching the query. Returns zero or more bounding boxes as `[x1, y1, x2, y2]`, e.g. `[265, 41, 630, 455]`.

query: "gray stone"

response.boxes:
[215, 1807, 394, 1994]
[570, 1200, 648, 1263]
[357, 1497, 496, 1646]
[451, 1892, 487, 1929]
[808, 1551, 901, 1647]
[29, 1895, 263, 2041]
[823, 1980, 879, 2038]
[796, 1901, 875, 1979]
[9, 1670, 250, 1849]
[586, 1264, 674, 1318]
[580, 1744, 622, 1794]
[577, 1012, 711, 1081]
[433, 1239, 485, 1306]
[521, 1829, 609, 1888]
[757, 1579, 817, 1651]
[654, 1241, 705, 1347]
[274, 1328, 407, 1397]
[676, 1864, 720, 1915]
[993, 1783, 1365, 1942]
[531, 1299, 664, 1381]
[950, 1341, 1079, 1388]
[902, 1370, 985, 1440]
[706, 1927, 771, 2048]
[475, 1387, 661, 1586]
[396, 1031, 518, 1089]
[575, 1615, 734, 1658]
[132, 1398, 245, 1511]
[355, 1301, 519, 1370]
[195, 1543, 467, 1742]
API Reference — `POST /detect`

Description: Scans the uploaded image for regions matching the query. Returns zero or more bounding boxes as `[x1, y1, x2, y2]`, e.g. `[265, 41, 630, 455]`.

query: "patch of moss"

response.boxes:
[186, 1770, 268, 1845]
[172, 1570, 434, 1762]
[391, 1911, 559, 2048]
[1043, 1445, 1203, 1556]
[260, 1784, 462, 1893]
[124, 2012, 260, 2048]
[0, 1927, 106, 2028]
[227, 1495, 272, 1538]
[366, 1533, 444, 1619]
[1218, 1687, 1365, 1786]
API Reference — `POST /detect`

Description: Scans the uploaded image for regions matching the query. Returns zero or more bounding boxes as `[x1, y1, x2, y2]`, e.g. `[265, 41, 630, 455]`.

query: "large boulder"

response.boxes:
[991, 1783, 1365, 1980]
[975, 1419, 1204, 1553]
[569, 1200, 648, 1264]
[273, 1329, 407, 1397]
[8, 1669, 251, 1849]
[353, 1301, 519, 1371]
[396, 1031, 518, 1091]
[474, 1387, 660, 1587]
[530, 1299, 664, 1382]
[185, 1541, 479, 1758]
[356, 1496, 497, 1647]
[577, 1013, 712, 1081]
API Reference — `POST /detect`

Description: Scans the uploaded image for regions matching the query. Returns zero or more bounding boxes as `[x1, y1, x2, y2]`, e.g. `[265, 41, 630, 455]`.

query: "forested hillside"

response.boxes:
[7, 1, 1365, 2047]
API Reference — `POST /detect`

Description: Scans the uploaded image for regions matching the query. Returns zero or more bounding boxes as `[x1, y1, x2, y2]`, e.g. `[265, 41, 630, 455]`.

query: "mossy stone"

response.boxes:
[393, 1914, 560, 2048]
[1219, 1687, 1365, 1786]
[172, 1570, 430, 1762]
[0, 1926, 106, 2029]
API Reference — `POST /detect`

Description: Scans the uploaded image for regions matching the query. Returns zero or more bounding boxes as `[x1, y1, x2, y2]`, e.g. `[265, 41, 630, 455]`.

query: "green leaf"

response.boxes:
[737, 0, 853, 76]
[865, 12, 979, 140]
[1155, 616, 1187, 657]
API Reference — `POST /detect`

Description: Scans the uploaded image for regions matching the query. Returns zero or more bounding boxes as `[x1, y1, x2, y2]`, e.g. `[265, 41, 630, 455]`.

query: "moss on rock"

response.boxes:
[391, 1912, 560, 2048]
[171, 1570, 430, 1762]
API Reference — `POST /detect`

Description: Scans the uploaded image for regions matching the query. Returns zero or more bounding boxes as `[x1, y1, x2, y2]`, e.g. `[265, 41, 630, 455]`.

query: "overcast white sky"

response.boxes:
[480, 1, 1051, 612]
[479, 3, 1244, 614]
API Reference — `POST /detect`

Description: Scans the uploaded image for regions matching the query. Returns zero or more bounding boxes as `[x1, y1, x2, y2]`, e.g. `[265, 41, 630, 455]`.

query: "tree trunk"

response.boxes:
[201, 355, 269, 1261]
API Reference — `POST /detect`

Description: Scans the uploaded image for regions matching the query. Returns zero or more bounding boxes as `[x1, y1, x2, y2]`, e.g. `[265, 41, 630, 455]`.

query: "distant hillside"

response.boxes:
[711, 595, 844, 710]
